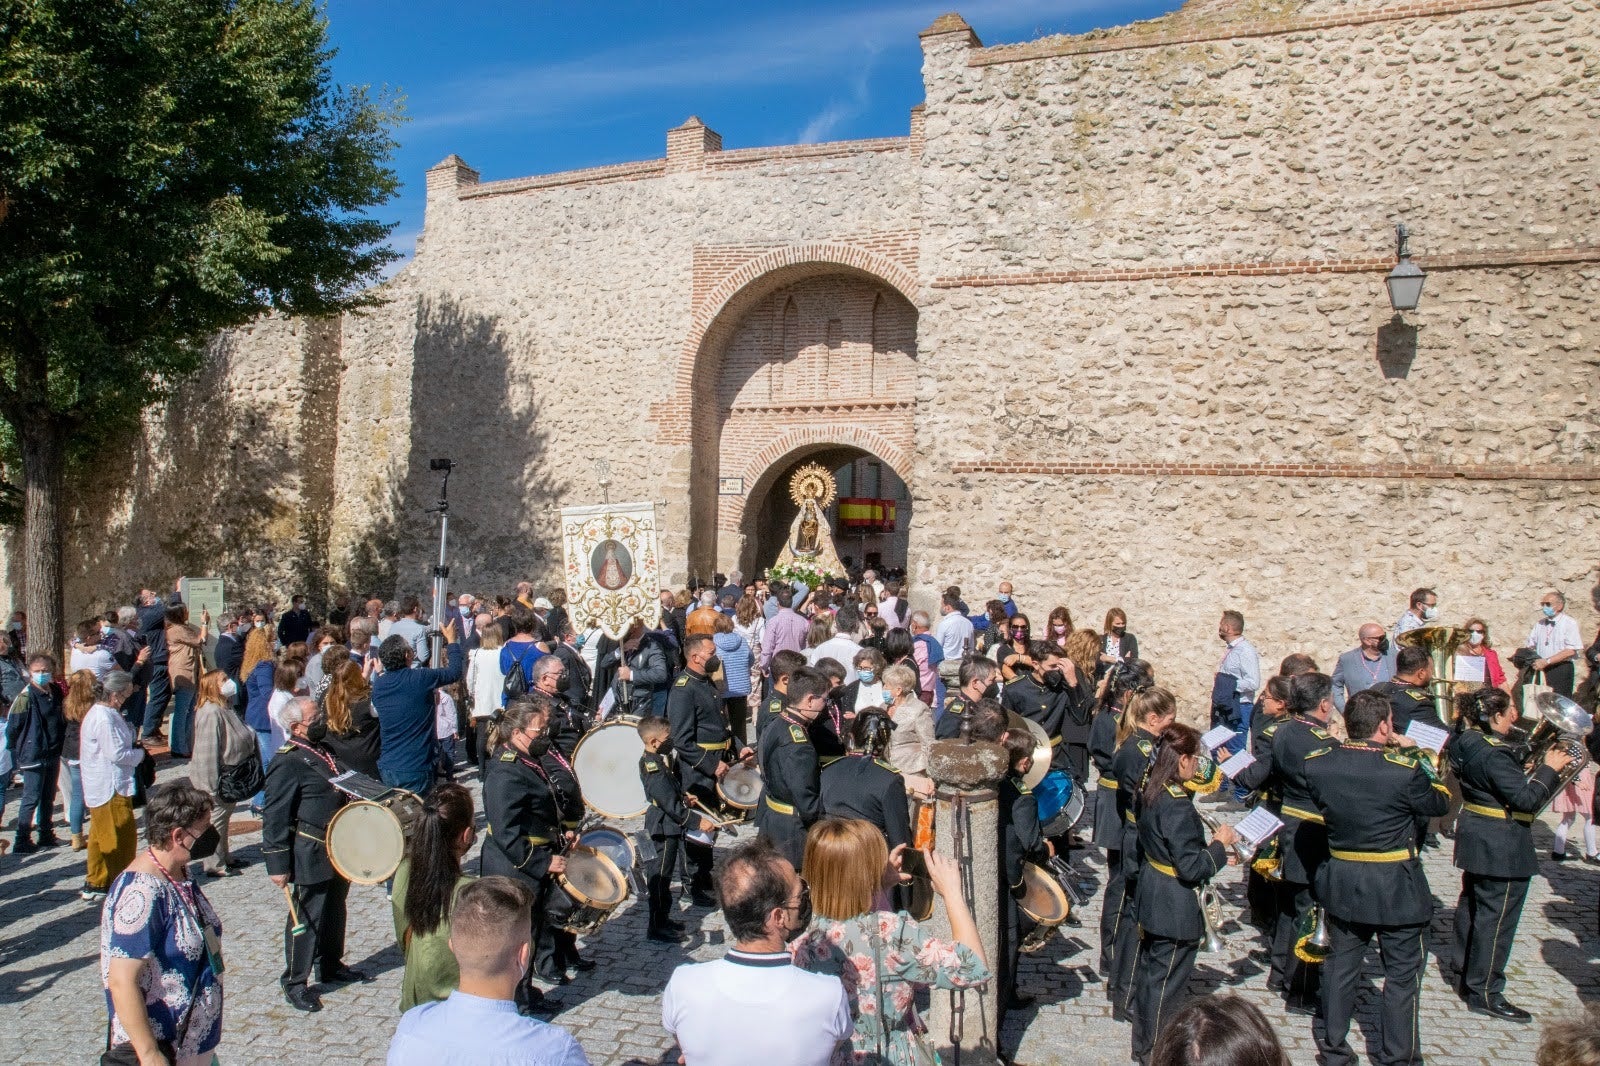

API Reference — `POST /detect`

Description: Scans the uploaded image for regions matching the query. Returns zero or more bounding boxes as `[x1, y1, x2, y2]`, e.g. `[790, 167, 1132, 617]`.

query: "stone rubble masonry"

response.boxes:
[9, 0, 1597, 709]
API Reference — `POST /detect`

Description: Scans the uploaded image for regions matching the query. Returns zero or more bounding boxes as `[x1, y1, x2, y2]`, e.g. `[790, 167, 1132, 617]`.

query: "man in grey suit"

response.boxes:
[451, 593, 481, 651]
[1330, 622, 1396, 711]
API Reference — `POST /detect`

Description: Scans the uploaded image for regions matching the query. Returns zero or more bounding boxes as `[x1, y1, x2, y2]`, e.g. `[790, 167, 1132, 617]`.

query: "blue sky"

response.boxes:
[324, 1, 1185, 263]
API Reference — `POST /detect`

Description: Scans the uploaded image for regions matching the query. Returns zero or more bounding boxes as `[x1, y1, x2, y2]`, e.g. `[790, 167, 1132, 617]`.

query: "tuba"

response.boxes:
[1397, 625, 1471, 724]
[1525, 692, 1593, 813]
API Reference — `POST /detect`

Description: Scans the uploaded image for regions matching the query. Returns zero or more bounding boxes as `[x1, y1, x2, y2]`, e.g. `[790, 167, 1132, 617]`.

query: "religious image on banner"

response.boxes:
[561, 502, 662, 640]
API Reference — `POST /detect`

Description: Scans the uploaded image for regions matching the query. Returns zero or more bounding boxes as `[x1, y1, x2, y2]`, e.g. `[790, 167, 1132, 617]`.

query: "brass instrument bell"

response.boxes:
[1397, 625, 1471, 723]
[1006, 712, 1054, 790]
[1526, 692, 1594, 811]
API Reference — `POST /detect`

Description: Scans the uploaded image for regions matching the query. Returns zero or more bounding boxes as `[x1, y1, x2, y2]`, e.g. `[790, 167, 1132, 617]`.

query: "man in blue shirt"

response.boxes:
[388, 876, 590, 1066]
[372, 619, 463, 796]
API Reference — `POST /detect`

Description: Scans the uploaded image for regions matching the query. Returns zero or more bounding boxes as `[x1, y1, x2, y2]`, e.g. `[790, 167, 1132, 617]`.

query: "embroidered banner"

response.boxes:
[561, 501, 662, 640]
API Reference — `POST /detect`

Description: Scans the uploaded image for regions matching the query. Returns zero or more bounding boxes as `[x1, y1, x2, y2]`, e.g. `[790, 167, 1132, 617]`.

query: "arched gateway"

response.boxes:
[678, 247, 919, 582]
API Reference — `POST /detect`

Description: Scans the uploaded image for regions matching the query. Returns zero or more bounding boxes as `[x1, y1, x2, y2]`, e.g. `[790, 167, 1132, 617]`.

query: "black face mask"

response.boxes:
[1377, 635, 1391, 656]
[525, 733, 551, 757]
[981, 681, 1001, 701]
[703, 655, 721, 675]
[304, 716, 328, 744]
[186, 824, 221, 862]
[1112, 626, 1126, 635]
[1044, 669, 1067, 691]
[784, 881, 813, 943]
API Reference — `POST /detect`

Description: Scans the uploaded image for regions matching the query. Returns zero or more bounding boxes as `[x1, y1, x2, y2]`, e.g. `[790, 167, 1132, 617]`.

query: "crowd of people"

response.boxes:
[4, 573, 1600, 1065]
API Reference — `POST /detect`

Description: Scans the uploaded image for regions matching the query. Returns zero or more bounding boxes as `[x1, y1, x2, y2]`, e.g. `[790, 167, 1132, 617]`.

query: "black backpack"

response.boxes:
[502, 642, 538, 702]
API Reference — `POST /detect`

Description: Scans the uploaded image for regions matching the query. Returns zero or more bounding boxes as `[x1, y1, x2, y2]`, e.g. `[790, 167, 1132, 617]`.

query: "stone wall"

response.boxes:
[909, 0, 1600, 702]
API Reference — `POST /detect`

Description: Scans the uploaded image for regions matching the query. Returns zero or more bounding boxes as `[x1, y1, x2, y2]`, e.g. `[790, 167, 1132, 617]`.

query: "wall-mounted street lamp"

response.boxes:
[1385, 222, 1427, 312]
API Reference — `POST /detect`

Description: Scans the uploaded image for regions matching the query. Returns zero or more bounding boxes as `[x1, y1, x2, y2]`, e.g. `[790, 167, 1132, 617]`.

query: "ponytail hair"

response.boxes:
[1116, 681, 1175, 746]
[850, 710, 894, 759]
[1141, 723, 1204, 809]
[402, 782, 475, 939]
[1456, 687, 1510, 735]
[488, 694, 548, 751]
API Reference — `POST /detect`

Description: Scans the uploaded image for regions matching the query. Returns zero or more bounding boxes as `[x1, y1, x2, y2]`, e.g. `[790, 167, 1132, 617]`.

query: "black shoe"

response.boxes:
[1111, 1002, 1130, 1024]
[1585, 854, 1600, 866]
[648, 926, 687, 943]
[1286, 996, 1320, 1018]
[226, 858, 251, 870]
[1552, 851, 1571, 862]
[1469, 997, 1533, 1023]
[569, 956, 598, 972]
[318, 965, 370, 985]
[284, 986, 323, 1012]
[519, 995, 562, 1016]
[37, 833, 63, 848]
[690, 891, 718, 908]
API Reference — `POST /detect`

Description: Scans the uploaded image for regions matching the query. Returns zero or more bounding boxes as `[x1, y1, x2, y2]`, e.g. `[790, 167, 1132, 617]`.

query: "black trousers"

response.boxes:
[1453, 873, 1530, 1002]
[531, 876, 582, 980]
[724, 697, 750, 748]
[1316, 915, 1427, 1066]
[684, 784, 718, 894]
[1131, 934, 1198, 1063]
[1270, 880, 1320, 1001]
[1545, 659, 1577, 698]
[646, 834, 683, 930]
[14, 760, 60, 837]
[281, 877, 349, 991]
[1106, 872, 1140, 1008]
[1098, 848, 1125, 973]
[141, 665, 172, 739]
[1246, 868, 1277, 932]
[472, 720, 494, 780]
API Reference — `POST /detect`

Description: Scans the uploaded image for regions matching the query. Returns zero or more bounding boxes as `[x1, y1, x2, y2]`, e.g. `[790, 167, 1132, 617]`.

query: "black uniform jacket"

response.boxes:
[667, 669, 729, 792]
[755, 713, 823, 843]
[1304, 740, 1449, 926]
[1111, 727, 1159, 879]
[1134, 783, 1227, 941]
[640, 748, 694, 839]
[1002, 673, 1065, 747]
[934, 695, 968, 740]
[262, 740, 348, 885]
[821, 753, 912, 850]
[543, 749, 582, 833]
[810, 699, 848, 760]
[1088, 708, 1122, 847]
[1450, 729, 1560, 879]
[547, 693, 589, 761]
[1373, 680, 1447, 736]
[754, 693, 786, 747]
[481, 746, 561, 889]
[1233, 714, 1337, 885]
[999, 773, 1049, 896]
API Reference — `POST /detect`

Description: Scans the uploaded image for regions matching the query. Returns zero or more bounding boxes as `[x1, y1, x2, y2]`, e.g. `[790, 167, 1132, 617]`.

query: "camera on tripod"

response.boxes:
[430, 457, 454, 472]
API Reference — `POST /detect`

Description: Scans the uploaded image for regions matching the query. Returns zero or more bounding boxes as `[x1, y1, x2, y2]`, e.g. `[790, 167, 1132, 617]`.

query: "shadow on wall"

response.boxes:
[62, 326, 331, 616]
[389, 295, 565, 600]
[1375, 315, 1420, 379]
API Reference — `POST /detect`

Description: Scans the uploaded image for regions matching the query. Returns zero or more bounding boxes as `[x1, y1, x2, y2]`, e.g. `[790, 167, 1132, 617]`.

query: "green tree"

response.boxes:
[0, 0, 402, 655]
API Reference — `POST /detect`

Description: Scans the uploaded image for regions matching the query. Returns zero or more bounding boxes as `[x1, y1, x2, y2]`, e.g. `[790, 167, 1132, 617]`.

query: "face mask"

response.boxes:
[101, 624, 113, 637]
[703, 655, 721, 674]
[305, 716, 328, 744]
[1469, 632, 1484, 645]
[784, 882, 813, 943]
[525, 732, 551, 757]
[220, 679, 238, 699]
[882, 690, 894, 706]
[1377, 635, 1391, 656]
[1052, 625, 1067, 635]
[1112, 626, 1126, 635]
[1542, 605, 1556, 619]
[997, 594, 1011, 604]
[858, 670, 876, 684]
[1044, 668, 1067, 691]
[184, 824, 221, 862]
[1012, 629, 1029, 641]
[982, 681, 1000, 701]
[1422, 606, 1438, 621]
[30, 671, 50, 687]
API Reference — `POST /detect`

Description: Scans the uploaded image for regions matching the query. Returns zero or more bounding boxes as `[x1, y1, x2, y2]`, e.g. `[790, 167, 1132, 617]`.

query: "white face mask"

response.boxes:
[1422, 606, 1438, 621]
[220, 679, 239, 698]
[1469, 632, 1484, 646]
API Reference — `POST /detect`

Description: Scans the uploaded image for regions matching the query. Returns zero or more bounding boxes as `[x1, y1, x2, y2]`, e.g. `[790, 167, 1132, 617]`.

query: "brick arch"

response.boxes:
[677, 242, 921, 578]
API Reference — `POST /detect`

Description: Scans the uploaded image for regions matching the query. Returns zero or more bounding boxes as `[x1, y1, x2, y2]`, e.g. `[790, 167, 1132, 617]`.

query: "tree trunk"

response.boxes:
[19, 414, 66, 664]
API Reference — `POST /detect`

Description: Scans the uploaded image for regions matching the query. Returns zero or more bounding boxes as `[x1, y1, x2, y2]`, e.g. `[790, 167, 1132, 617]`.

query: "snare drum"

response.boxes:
[1017, 861, 1070, 953]
[572, 717, 647, 818]
[1040, 773, 1087, 838]
[554, 845, 630, 934]
[717, 763, 763, 815]
[325, 791, 425, 885]
[578, 825, 636, 880]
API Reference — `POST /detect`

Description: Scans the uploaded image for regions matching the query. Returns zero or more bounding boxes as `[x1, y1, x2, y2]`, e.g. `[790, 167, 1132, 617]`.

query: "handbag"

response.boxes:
[1523, 669, 1552, 716]
[217, 752, 265, 802]
[133, 741, 157, 809]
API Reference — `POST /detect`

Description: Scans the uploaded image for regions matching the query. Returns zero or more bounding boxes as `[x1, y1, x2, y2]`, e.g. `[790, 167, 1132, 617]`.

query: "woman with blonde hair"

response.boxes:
[323, 660, 381, 777]
[1458, 616, 1507, 690]
[1047, 605, 1074, 650]
[190, 668, 258, 876]
[61, 669, 99, 851]
[240, 625, 276, 813]
[881, 663, 933, 776]
[792, 818, 989, 1065]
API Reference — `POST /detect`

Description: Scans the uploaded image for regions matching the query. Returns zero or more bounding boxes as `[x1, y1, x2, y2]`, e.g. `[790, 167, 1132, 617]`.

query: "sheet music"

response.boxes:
[1235, 806, 1285, 846]
[328, 770, 396, 801]
[1219, 749, 1256, 778]
[1405, 720, 1450, 753]
[1452, 654, 1486, 683]
[1200, 725, 1237, 752]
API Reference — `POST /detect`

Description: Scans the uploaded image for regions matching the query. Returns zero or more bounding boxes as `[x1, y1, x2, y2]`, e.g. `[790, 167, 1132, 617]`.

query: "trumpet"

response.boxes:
[1196, 807, 1258, 866]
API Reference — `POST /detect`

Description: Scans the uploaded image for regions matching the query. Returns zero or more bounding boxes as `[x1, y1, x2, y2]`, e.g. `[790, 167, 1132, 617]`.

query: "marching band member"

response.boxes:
[1449, 687, 1570, 1021]
[1129, 723, 1237, 1065]
[668, 634, 750, 906]
[480, 695, 566, 1014]
[934, 655, 1000, 740]
[637, 716, 716, 943]
[754, 667, 828, 870]
[754, 649, 805, 744]
[1230, 671, 1337, 1014]
[819, 710, 911, 851]
[999, 730, 1052, 1011]
[1089, 659, 1153, 979]
[1104, 684, 1177, 1020]
[1304, 690, 1449, 1066]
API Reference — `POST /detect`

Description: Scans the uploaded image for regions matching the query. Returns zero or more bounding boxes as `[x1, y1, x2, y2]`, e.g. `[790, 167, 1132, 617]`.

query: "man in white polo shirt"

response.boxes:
[662, 838, 851, 1066]
[1528, 589, 1583, 698]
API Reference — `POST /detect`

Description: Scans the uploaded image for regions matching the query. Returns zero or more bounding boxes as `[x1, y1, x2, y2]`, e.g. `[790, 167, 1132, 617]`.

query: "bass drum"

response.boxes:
[325, 791, 425, 885]
[1017, 861, 1070, 953]
[572, 717, 647, 819]
[554, 845, 630, 934]
[578, 825, 636, 880]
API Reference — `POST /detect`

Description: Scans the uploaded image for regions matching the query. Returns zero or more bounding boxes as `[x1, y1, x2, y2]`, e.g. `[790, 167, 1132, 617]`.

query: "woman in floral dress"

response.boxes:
[792, 818, 990, 1066]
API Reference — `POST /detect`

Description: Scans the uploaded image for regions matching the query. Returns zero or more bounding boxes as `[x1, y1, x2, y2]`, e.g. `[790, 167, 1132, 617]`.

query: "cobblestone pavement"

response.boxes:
[3, 760, 1595, 1064]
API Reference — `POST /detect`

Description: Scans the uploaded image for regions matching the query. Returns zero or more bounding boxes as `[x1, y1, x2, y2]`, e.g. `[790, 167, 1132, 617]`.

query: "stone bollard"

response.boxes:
[923, 740, 1007, 1066]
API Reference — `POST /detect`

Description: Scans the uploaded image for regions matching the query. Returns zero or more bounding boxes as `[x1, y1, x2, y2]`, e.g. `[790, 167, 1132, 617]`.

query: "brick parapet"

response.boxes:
[968, 0, 1546, 66]
[952, 460, 1600, 482]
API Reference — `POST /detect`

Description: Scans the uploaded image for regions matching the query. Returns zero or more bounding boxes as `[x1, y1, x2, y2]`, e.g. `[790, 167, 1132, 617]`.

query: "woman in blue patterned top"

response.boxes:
[100, 779, 225, 1066]
[792, 818, 991, 1066]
